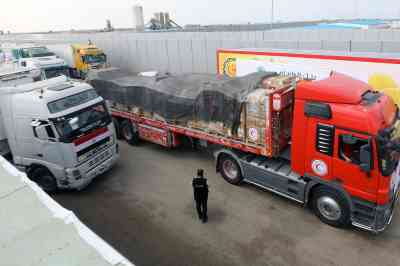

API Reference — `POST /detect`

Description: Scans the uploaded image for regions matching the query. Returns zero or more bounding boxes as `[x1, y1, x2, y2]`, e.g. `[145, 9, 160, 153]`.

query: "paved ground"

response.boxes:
[54, 141, 400, 266]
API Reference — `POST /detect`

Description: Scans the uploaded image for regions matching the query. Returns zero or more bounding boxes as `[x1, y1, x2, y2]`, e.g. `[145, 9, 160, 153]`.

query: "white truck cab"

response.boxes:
[10, 44, 69, 79]
[0, 67, 119, 192]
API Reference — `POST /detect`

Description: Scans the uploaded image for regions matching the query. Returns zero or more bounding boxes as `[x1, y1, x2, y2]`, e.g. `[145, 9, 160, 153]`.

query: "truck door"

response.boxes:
[332, 129, 378, 201]
[28, 120, 65, 168]
[304, 121, 335, 180]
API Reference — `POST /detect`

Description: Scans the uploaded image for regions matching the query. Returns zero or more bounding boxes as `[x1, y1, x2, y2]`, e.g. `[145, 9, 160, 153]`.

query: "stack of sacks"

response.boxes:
[245, 89, 268, 145]
[243, 75, 295, 146]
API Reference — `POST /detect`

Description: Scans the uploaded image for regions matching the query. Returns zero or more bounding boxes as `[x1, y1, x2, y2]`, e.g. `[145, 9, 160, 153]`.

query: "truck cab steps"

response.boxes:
[237, 153, 306, 203]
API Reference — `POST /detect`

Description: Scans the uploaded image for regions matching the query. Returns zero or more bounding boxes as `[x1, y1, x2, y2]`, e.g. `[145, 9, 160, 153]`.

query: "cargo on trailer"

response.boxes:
[88, 68, 295, 157]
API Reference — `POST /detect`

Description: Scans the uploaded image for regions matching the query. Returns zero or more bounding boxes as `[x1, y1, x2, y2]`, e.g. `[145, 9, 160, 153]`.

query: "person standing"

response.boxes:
[192, 169, 209, 223]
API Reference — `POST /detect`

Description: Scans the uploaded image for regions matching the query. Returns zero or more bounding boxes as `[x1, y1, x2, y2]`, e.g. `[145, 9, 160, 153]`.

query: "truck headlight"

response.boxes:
[72, 169, 81, 177]
[78, 154, 89, 162]
[65, 168, 82, 180]
[108, 135, 114, 146]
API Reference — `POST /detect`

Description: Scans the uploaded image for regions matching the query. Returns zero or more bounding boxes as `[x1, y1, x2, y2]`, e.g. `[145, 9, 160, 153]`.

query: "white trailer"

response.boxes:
[48, 44, 76, 68]
[0, 66, 119, 192]
[217, 48, 400, 89]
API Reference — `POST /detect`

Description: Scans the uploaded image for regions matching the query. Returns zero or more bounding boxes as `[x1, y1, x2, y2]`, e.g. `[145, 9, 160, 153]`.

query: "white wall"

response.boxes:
[1, 29, 400, 74]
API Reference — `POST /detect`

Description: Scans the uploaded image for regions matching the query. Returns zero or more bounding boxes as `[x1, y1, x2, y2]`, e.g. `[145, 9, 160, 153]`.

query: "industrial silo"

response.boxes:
[132, 5, 144, 31]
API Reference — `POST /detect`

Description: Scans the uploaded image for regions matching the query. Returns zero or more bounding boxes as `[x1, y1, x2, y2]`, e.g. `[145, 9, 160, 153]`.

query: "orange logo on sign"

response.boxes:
[223, 58, 237, 77]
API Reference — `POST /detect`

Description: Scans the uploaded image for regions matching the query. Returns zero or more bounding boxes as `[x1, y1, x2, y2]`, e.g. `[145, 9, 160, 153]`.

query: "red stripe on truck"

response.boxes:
[73, 127, 108, 146]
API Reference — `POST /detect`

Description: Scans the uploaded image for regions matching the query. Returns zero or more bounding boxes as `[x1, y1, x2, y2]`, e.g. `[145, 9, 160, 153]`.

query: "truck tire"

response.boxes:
[219, 154, 243, 185]
[29, 167, 58, 193]
[112, 117, 122, 139]
[311, 186, 350, 228]
[121, 120, 139, 145]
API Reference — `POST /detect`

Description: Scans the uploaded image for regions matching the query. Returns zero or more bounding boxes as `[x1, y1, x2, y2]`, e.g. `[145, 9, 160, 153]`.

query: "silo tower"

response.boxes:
[132, 5, 144, 31]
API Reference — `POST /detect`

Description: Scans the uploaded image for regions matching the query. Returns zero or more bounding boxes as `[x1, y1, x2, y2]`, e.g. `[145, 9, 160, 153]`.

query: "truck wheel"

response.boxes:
[219, 154, 243, 185]
[312, 186, 350, 228]
[30, 167, 58, 193]
[112, 117, 122, 139]
[121, 120, 139, 145]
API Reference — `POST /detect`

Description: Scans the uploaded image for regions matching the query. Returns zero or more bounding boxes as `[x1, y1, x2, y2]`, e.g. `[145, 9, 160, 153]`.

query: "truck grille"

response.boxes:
[86, 149, 112, 171]
[316, 124, 335, 156]
[77, 137, 112, 163]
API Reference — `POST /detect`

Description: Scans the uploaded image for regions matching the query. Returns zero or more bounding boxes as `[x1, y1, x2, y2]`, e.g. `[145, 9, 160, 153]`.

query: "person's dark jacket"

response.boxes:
[192, 177, 209, 201]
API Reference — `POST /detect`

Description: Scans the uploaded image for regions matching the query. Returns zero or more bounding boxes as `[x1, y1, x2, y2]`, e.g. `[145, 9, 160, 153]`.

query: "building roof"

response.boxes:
[296, 72, 369, 104]
[302, 19, 388, 30]
[304, 23, 369, 30]
[348, 19, 387, 25]
[0, 156, 134, 266]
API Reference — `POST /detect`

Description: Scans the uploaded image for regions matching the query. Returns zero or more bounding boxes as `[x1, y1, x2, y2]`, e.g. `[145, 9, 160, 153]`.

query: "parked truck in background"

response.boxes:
[10, 44, 69, 79]
[49, 43, 108, 79]
[0, 63, 43, 85]
[90, 69, 399, 233]
[0, 65, 119, 192]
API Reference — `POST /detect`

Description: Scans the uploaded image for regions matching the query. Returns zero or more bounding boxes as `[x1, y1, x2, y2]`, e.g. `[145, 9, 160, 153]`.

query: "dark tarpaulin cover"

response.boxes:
[87, 68, 277, 132]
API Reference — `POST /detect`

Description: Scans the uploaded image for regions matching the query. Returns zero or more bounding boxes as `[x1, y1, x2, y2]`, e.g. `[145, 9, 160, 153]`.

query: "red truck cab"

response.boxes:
[291, 72, 399, 231]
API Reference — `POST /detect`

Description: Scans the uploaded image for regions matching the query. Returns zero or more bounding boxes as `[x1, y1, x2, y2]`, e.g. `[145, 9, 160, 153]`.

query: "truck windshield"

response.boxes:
[21, 47, 55, 58]
[82, 54, 106, 64]
[378, 117, 400, 176]
[52, 102, 111, 142]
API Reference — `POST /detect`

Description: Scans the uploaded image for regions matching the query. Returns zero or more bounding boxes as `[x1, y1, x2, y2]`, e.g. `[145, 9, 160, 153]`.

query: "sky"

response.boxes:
[1, 0, 399, 32]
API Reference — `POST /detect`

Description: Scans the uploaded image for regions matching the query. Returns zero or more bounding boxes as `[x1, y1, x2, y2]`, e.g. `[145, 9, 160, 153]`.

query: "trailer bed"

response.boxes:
[111, 108, 268, 155]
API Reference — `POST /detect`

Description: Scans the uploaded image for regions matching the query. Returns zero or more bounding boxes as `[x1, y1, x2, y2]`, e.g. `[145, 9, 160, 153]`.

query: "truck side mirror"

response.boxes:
[360, 143, 372, 174]
[33, 125, 49, 140]
[69, 117, 79, 130]
[31, 120, 54, 141]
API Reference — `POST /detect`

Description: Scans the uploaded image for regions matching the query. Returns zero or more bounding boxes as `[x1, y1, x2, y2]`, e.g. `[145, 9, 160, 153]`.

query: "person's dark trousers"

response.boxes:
[195, 196, 208, 222]
[201, 197, 208, 222]
[195, 200, 203, 220]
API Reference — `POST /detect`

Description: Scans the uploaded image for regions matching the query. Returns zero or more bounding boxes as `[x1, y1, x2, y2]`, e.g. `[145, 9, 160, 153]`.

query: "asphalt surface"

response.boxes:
[54, 141, 400, 266]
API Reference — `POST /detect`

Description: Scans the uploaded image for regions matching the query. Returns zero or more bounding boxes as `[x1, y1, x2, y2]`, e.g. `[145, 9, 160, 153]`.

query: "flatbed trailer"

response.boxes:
[110, 106, 305, 201]
[103, 71, 400, 233]
[111, 108, 266, 154]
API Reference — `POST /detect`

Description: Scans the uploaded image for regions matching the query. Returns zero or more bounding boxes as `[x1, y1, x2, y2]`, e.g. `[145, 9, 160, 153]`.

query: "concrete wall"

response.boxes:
[1, 29, 400, 74]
